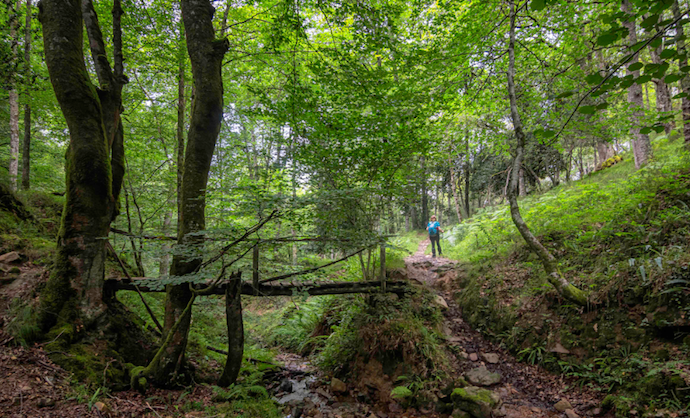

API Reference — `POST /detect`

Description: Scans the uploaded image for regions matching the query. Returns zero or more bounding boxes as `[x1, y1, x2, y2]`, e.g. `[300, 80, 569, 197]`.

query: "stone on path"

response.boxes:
[451, 409, 471, 418]
[0, 251, 20, 264]
[565, 409, 580, 418]
[469, 352, 479, 361]
[465, 366, 502, 387]
[481, 352, 499, 364]
[331, 378, 347, 393]
[554, 399, 573, 412]
[434, 295, 449, 310]
[451, 386, 502, 418]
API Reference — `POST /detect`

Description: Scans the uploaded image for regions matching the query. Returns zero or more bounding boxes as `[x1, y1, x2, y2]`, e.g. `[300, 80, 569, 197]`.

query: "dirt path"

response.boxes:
[405, 239, 606, 418]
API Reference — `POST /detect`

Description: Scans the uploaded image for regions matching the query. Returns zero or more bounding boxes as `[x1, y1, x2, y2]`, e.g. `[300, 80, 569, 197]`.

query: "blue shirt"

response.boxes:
[427, 221, 440, 235]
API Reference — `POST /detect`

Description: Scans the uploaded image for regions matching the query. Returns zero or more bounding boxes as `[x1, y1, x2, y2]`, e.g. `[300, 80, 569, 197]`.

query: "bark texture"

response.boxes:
[21, 0, 31, 190]
[649, 44, 674, 135]
[218, 278, 243, 386]
[506, 1, 587, 306]
[37, 0, 114, 326]
[9, 1, 20, 191]
[673, 0, 690, 146]
[155, 0, 228, 386]
[622, 0, 652, 169]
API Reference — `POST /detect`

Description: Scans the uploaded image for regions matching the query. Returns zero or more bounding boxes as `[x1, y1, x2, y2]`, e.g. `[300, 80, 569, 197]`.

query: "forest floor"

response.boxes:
[0, 240, 612, 418]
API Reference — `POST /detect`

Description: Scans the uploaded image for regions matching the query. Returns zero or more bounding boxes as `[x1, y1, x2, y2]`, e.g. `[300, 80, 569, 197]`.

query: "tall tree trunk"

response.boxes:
[449, 161, 463, 223]
[518, 168, 526, 196]
[420, 157, 428, 225]
[506, 1, 586, 306]
[37, 0, 119, 327]
[9, 1, 20, 191]
[673, 0, 690, 146]
[649, 33, 674, 135]
[21, 0, 31, 190]
[177, 22, 186, 226]
[159, 210, 172, 277]
[218, 278, 243, 386]
[622, 0, 652, 168]
[155, 0, 228, 386]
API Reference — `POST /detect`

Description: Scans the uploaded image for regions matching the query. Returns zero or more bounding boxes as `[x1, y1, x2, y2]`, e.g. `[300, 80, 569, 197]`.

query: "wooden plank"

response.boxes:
[380, 243, 386, 293]
[108, 277, 410, 297]
[252, 246, 259, 296]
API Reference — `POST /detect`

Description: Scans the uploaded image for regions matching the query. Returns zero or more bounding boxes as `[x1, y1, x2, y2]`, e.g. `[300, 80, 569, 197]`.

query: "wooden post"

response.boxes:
[253, 245, 259, 296]
[380, 243, 386, 293]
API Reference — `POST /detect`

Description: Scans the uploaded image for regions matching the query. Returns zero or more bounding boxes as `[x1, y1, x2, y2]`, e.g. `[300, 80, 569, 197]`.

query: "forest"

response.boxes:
[1, 0, 690, 417]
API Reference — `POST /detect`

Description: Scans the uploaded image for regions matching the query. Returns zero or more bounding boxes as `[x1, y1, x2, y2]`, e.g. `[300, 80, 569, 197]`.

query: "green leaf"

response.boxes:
[640, 126, 653, 134]
[578, 105, 596, 114]
[653, 125, 665, 133]
[530, 0, 546, 11]
[556, 90, 576, 99]
[664, 74, 681, 83]
[628, 62, 643, 72]
[673, 92, 688, 99]
[649, 38, 663, 49]
[585, 73, 603, 85]
[660, 48, 677, 59]
[597, 33, 619, 46]
[641, 15, 660, 30]
[680, 65, 690, 73]
[596, 102, 609, 110]
[635, 75, 653, 84]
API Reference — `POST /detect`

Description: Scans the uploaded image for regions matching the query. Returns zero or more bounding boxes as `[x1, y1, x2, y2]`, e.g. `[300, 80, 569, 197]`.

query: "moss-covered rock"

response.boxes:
[451, 386, 501, 418]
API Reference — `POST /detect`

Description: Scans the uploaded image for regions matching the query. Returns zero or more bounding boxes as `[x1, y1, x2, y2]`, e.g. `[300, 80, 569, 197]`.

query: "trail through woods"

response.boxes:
[407, 239, 608, 418]
[0, 243, 610, 417]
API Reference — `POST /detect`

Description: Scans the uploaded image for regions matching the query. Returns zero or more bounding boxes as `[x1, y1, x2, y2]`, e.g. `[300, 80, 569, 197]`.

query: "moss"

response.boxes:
[451, 386, 500, 418]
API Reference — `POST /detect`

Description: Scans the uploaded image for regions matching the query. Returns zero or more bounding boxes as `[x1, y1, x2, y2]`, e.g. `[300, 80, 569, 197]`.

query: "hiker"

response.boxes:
[426, 215, 443, 258]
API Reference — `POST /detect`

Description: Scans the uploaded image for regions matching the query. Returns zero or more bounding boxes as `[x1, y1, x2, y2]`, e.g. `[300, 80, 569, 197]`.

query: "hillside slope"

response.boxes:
[444, 138, 690, 416]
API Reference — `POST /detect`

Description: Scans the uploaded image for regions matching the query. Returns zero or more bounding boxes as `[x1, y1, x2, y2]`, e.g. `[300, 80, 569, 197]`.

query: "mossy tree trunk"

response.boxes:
[506, 1, 587, 307]
[37, 0, 114, 327]
[151, 0, 228, 386]
[37, 0, 127, 330]
[218, 278, 243, 386]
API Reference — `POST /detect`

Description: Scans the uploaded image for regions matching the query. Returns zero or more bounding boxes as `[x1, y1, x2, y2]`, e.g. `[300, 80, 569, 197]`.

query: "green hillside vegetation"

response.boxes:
[444, 137, 690, 413]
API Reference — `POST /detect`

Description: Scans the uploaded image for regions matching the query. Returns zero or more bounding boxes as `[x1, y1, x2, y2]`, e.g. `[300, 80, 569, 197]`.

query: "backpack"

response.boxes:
[428, 222, 439, 235]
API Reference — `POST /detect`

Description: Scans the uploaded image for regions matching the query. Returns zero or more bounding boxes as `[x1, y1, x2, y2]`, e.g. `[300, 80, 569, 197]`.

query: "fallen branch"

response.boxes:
[260, 248, 367, 284]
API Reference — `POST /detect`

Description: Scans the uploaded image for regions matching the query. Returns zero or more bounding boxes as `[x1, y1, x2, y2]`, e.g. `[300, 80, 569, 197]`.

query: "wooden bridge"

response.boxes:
[105, 241, 411, 298]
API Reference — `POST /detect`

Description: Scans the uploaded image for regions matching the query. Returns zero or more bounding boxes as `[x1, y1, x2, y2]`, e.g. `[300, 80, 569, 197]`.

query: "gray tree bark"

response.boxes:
[622, 0, 652, 169]
[506, 0, 587, 306]
[673, 0, 690, 146]
[155, 0, 228, 386]
[21, 0, 31, 190]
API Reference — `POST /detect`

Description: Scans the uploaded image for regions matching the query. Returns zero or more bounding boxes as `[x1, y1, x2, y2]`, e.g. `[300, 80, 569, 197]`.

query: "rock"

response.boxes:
[37, 398, 55, 408]
[481, 353, 499, 364]
[94, 401, 109, 413]
[554, 399, 573, 412]
[592, 407, 602, 416]
[434, 295, 449, 310]
[549, 343, 570, 355]
[451, 386, 501, 418]
[388, 402, 402, 412]
[451, 409, 472, 418]
[465, 366, 502, 386]
[0, 251, 21, 264]
[331, 378, 347, 393]
[279, 378, 293, 393]
[469, 353, 479, 361]
[564, 409, 579, 418]
[459, 351, 469, 359]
